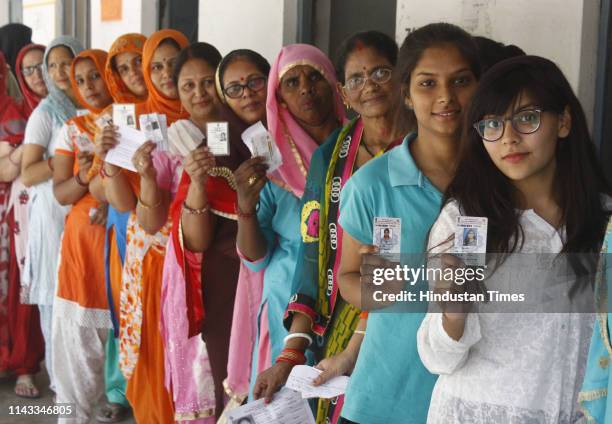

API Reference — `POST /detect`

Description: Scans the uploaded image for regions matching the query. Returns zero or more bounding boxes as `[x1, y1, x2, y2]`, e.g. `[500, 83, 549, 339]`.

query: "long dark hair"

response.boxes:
[447, 55, 611, 254]
[392, 23, 482, 135]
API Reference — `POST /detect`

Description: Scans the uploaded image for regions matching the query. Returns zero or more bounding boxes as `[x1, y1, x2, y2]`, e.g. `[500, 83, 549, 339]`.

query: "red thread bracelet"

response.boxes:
[235, 204, 256, 219]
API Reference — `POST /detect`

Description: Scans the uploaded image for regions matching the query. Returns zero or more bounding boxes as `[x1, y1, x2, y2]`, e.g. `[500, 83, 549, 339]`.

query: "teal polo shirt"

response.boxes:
[338, 133, 441, 423]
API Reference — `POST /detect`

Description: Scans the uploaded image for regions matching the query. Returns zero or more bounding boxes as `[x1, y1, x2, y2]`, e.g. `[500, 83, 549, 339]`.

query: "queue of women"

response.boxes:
[2, 18, 612, 424]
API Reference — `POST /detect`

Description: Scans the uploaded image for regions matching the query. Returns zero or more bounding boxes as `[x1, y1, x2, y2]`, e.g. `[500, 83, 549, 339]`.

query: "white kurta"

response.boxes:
[22, 106, 69, 306]
[418, 200, 592, 424]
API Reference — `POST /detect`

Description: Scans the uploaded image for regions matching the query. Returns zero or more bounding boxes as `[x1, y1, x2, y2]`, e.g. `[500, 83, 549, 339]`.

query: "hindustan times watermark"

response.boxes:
[360, 253, 607, 313]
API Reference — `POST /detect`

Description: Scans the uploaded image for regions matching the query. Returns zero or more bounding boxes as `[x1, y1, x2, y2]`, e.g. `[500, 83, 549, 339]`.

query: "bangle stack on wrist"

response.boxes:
[275, 348, 306, 366]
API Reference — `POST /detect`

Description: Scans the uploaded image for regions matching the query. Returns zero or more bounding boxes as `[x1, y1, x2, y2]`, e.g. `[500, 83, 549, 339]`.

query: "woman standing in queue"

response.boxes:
[335, 23, 482, 423]
[97, 29, 189, 423]
[20, 35, 83, 396]
[0, 46, 46, 399]
[277, 31, 401, 423]
[95, 32, 148, 423]
[51, 49, 113, 422]
[245, 43, 349, 409]
[214, 49, 272, 414]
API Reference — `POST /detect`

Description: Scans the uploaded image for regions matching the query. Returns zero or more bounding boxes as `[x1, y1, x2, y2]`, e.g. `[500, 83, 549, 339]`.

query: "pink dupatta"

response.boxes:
[223, 44, 346, 411]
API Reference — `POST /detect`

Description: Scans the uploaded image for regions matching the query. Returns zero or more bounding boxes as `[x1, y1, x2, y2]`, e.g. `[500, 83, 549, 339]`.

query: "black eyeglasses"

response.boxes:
[224, 76, 267, 99]
[344, 67, 392, 92]
[22, 63, 43, 77]
[473, 109, 544, 142]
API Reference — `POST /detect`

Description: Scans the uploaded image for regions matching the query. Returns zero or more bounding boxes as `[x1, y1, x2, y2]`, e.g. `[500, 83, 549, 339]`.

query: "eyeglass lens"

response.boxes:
[476, 109, 542, 141]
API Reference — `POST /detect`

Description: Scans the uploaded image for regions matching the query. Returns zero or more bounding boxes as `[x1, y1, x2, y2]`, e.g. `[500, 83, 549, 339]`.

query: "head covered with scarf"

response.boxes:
[0, 23, 32, 72]
[68, 49, 112, 180]
[37, 36, 84, 126]
[69, 49, 110, 129]
[15, 43, 47, 116]
[266, 43, 346, 198]
[137, 29, 189, 124]
[0, 51, 28, 145]
[105, 33, 148, 104]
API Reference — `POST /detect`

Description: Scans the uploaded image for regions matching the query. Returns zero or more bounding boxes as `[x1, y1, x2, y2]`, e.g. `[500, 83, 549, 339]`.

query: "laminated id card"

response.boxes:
[206, 122, 230, 156]
[453, 216, 488, 266]
[112, 103, 136, 128]
[373, 217, 401, 258]
[241, 121, 283, 172]
[139, 113, 169, 151]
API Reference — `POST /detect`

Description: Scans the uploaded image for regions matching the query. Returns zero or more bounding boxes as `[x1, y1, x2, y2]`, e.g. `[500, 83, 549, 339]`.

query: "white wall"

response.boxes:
[90, 0, 156, 50]
[0, 0, 9, 26]
[198, 0, 284, 63]
[396, 0, 600, 125]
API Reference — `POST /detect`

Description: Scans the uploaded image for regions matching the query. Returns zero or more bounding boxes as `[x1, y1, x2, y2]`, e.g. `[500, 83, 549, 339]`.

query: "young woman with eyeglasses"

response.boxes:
[212, 49, 275, 414]
[417, 55, 610, 423]
[270, 31, 401, 424]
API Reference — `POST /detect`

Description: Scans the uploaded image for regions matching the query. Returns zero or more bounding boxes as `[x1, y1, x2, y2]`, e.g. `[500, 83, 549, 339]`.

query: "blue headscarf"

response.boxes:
[37, 36, 84, 126]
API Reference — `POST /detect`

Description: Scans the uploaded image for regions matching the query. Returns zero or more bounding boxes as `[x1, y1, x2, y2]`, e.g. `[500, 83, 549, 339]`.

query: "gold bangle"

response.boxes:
[138, 195, 161, 209]
[353, 330, 366, 336]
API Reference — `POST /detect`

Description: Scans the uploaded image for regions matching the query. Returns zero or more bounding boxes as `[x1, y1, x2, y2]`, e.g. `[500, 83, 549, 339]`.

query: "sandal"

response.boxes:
[96, 402, 130, 423]
[14, 374, 41, 399]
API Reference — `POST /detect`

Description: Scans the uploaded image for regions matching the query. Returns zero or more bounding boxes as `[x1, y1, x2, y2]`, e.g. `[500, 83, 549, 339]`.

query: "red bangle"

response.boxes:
[275, 348, 306, 366]
[235, 203, 256, 219]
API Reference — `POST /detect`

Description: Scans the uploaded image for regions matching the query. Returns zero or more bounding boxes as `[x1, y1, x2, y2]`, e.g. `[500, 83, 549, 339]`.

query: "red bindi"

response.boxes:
[354, 40, 366, 51]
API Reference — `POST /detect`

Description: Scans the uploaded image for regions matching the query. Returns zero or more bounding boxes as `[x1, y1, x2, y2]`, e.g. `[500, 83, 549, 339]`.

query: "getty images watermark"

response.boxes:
[362, 253, 604, 314]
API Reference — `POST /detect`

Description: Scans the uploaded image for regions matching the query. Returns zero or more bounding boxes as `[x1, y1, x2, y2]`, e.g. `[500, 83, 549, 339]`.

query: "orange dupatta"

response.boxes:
[105, 33, 148, 104]
[98, 33, 149, 189]
[66, 49, 110, 175]
[136, 29, 189, 124]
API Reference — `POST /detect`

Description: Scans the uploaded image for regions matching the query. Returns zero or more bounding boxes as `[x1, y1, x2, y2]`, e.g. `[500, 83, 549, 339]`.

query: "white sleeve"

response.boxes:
[54, 124, 75, 154]
[24, 107, 53, 149]
[417, 310, 481, 375]
[417, 200, 482, 375]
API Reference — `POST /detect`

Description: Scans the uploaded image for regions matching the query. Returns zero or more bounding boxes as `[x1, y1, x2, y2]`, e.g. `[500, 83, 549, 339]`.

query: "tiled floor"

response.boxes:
[0, 365, 135, 423]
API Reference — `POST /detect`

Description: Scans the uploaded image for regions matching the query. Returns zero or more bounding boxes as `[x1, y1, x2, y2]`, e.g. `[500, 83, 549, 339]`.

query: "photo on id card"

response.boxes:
[373, 217, 401, 261]
[139, 113, 168, 151]
[453, 216, 488, 266]
[112, 103, 136, 128]
[206, 122, 230, 156]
